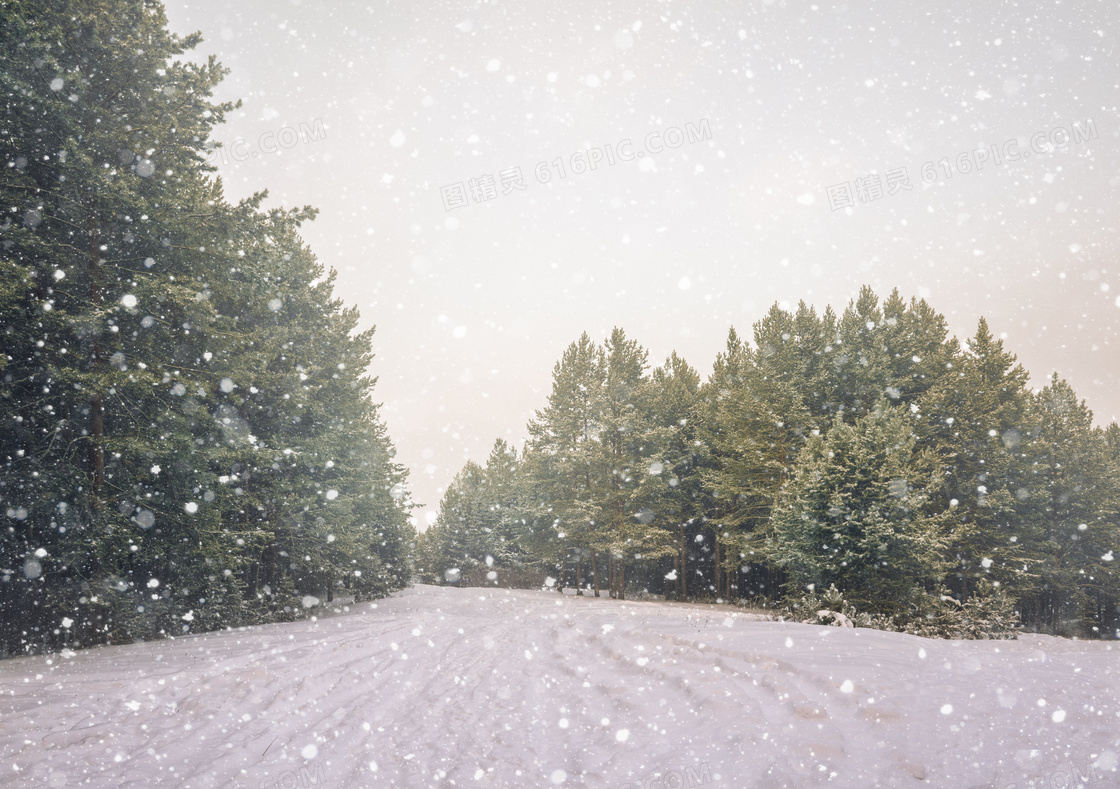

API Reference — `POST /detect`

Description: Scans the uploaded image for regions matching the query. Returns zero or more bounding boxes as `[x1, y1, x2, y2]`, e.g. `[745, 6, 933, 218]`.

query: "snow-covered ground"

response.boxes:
[1, 585, 1117, 788]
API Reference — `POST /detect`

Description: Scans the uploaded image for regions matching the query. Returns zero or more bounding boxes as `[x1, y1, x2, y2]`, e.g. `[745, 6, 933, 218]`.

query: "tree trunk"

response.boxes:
[713, 529, 721, 599]
[270, 543, 279, 590]
[678, 521, 687, 599]
[725, 545, 734, 600]
[592, 549, 600, 597]
[89, 393, 104, 491]
[86, 198, 104, 498]
[61, 402, 73, 447]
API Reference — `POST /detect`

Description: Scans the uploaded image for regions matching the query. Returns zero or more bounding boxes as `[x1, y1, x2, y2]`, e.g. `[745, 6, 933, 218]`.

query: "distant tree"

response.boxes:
[494, 289, 1119, 639]
[423, 438, 527, 584]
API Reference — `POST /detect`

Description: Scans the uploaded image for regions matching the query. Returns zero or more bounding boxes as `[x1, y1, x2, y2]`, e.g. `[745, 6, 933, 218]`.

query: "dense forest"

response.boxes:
[4, 1, 1118, 657]
[418, 294, 1120, 638]
[0, 0, 414, 655]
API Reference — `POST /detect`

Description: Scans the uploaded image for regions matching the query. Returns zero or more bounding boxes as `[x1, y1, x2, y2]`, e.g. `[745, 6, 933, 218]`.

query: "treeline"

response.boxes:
[0, 0, 413, 655]
[419, 291, 1120, 638]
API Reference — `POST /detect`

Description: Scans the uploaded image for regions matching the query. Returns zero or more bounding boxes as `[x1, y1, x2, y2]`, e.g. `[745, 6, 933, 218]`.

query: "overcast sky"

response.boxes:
[165, 0, 1119, 529]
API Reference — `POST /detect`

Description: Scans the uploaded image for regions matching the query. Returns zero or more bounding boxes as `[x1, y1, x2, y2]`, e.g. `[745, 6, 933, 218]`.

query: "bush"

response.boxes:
[779, 585, 897, 631]
[779, 582, 1020, 640]
[903, 582, 1020, 640]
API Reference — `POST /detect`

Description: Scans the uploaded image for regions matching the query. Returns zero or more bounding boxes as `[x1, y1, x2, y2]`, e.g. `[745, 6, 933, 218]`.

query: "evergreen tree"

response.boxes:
[645, 352, 706, 598]
[0, 0, 412, 653]
[877, 290, 958, 406]
[478, 438, 529, 569]
[422, 438, 527, 584]
[829, 286, 893, 422]
[1, 0, 245, 650]
[702, 305, 821, 600]
[770, 403, 953, 614]
[523, 333, 606, 592]
[591, 328, 671, 599]
[916, 317, 1039, 603]
[1019, 376, 1118, 634]
[828, 287, 956, 423]
[694, 328, 749, 598]
[426, 460, 489, 575]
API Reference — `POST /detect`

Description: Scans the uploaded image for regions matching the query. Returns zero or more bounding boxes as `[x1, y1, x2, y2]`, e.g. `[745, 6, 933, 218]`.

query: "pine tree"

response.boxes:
[830, 286, 893, 422]
[591, 328, 671, 599]
[479, 438, 528, 569]
[694, 328, 749, 598]
[826, 287, 957, 423]
[428, 461, 489, 573]
[1019, 376, 1118, 634]
[877, 290, 958, 406]
[645, 352, 706, 598]
[0, 0, 413, 652]
[917, 318, 1039, 603]
[702, 304, 820, 601]
[770, 402, 953, 614]
[417, 439, 530, 587]
[0, 0, 245, 650]
[523, 333, 606, 592]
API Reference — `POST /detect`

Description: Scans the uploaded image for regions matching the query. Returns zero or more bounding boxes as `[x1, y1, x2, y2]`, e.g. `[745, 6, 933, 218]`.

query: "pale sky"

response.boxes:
[165, 0, 1119, 529]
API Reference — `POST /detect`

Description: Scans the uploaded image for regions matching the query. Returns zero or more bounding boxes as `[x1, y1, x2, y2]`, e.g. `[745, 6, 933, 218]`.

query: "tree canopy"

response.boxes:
[424, 290, 1120, 638]
[0, 0, 413, 654]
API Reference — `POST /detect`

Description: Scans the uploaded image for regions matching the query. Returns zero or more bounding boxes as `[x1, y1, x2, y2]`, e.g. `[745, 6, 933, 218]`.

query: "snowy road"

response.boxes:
[2, 584, 1118, 788]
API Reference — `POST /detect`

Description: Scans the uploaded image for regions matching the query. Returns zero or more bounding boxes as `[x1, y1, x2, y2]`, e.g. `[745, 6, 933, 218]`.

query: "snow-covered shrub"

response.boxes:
[779, 582, 1020, 639]
[779, 584, 896, 630]
[904, 582, 1020, 640]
